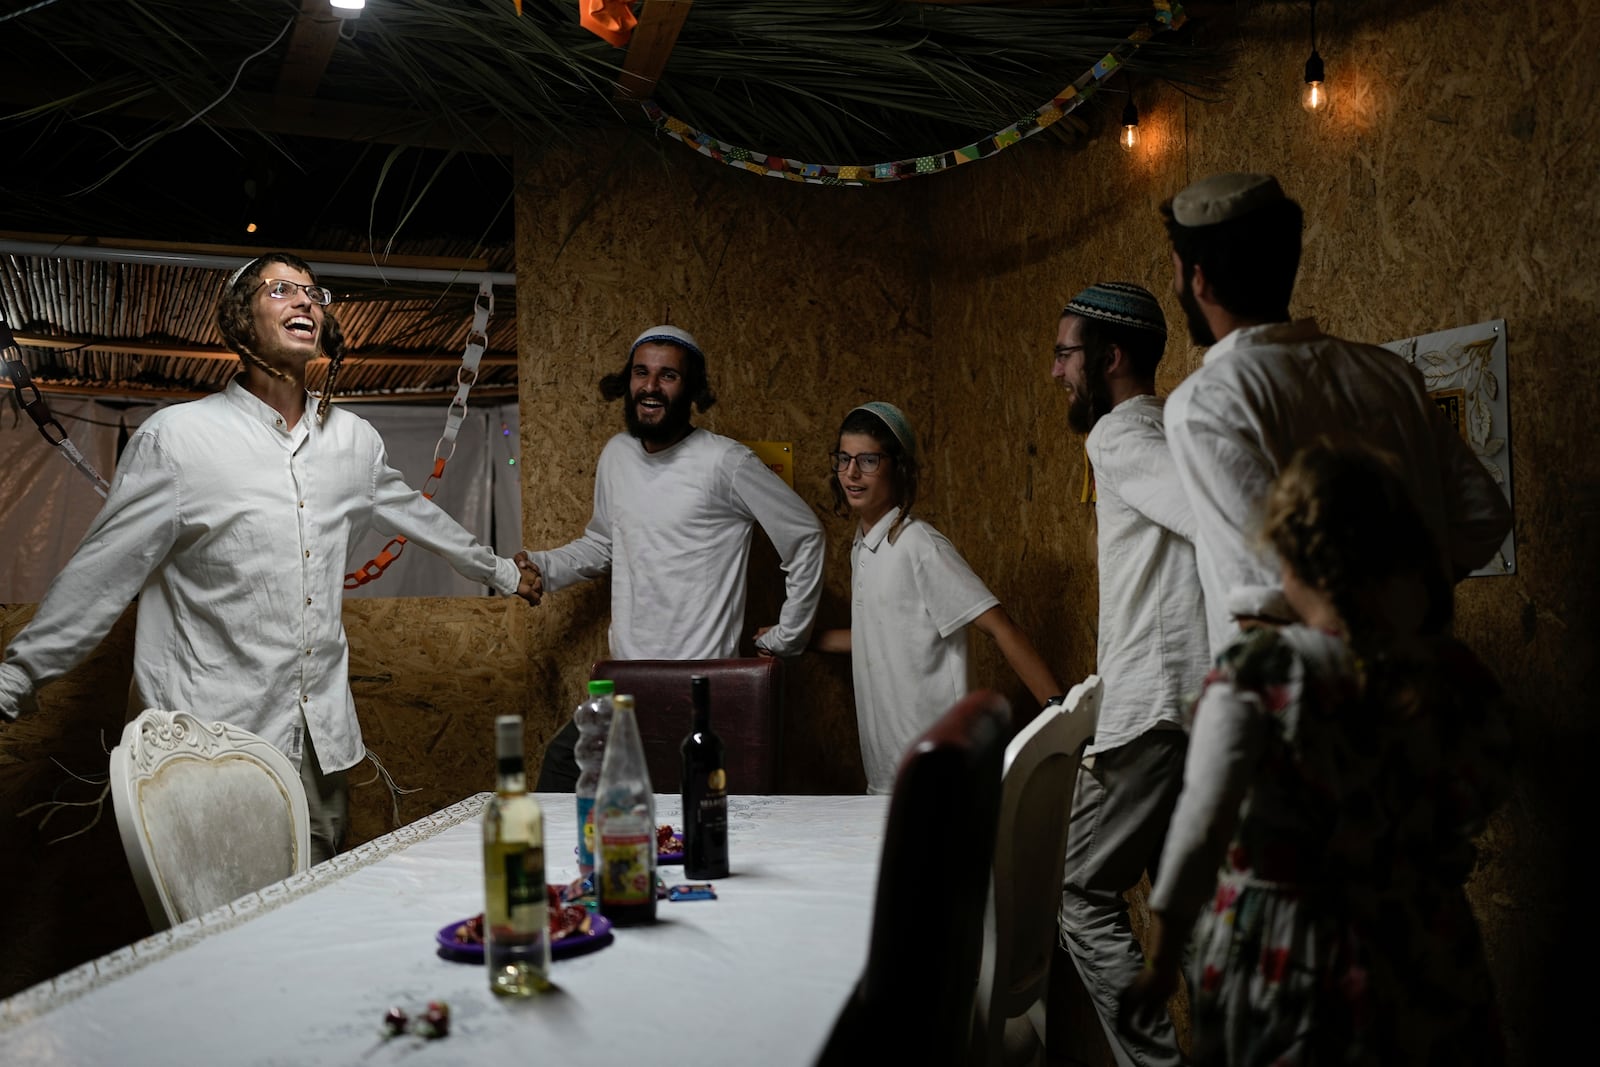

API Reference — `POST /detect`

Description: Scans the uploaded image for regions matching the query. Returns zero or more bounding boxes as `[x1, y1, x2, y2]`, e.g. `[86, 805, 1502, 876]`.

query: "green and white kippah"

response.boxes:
[849, 401, 918, 461]
[1062, 281, 1166, 340]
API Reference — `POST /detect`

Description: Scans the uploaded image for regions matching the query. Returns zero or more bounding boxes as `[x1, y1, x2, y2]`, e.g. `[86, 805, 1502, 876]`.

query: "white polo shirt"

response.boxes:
[850, 508, 998, 794]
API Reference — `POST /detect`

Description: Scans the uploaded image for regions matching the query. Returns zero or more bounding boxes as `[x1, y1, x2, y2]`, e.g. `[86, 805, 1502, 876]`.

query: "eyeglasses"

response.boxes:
[829, 450, 887, 474]
[258, 278, 333, 306]
[1053, 344, 1086, 364]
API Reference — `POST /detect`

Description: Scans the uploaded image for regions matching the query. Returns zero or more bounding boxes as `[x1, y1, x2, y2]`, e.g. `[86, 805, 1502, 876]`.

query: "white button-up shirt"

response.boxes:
[0, 380, 519, 771]
[1086, 395, 1209, 753]
[1165, 319, 1513, 657]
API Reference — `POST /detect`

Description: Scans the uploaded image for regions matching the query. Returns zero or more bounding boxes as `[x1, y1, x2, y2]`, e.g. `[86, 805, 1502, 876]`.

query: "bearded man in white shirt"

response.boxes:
[1161, 173, 1512, 657]
[0, 254, 542, 861]
[519, 325, 824, 790]
[1051, 282, 1207, 1067]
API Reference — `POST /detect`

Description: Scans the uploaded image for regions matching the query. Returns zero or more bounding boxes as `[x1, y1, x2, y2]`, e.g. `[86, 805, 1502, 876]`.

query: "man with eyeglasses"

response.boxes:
[0, 253, 542, 862]
[1050, 281, 1206, 1067]
[518, 324, 824, 790]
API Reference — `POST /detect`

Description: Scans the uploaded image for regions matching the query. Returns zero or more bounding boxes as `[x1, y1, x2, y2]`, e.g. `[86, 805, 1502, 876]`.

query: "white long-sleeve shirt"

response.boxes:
[0, 380, 520, 772]
[1086, 395, 1209, 753]
[1165, 319, 1513, 657]
[525, 428, 824, 659]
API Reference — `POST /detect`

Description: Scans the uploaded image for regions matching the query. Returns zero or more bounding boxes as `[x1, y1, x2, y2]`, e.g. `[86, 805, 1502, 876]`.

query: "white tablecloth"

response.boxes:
[0, 793, 889, 1066]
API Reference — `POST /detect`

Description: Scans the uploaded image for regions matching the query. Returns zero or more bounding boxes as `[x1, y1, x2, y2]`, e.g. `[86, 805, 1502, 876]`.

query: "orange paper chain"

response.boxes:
[581, 0, 638, 48]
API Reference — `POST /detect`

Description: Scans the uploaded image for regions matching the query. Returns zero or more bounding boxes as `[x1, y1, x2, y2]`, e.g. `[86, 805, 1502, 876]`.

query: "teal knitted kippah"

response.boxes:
[849, 401, 918, 461]
[1061, 281, 1167, 340]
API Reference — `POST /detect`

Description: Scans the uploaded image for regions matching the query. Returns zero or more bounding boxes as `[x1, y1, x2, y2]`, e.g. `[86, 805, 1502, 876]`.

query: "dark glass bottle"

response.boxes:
[681, 675, 730, 879]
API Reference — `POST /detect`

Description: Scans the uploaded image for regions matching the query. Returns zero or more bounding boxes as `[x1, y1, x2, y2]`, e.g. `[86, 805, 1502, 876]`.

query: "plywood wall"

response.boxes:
[925, 1, 1597, 1062]
[511, 131, 935, 795]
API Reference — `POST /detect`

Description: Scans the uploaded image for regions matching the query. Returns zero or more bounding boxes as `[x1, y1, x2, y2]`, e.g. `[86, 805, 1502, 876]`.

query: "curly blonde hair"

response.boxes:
[1262, 437, 1451, 644]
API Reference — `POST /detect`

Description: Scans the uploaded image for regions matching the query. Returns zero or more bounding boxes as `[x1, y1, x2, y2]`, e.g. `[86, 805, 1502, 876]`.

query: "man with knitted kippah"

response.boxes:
[520, 325, 824, 790]
[1159, 173, 1511, 657]
[1051, 281, 1204, 1067]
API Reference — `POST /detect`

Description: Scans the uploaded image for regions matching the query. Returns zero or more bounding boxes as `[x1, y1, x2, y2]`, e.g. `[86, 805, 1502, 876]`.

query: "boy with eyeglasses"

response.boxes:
[0, 253, 542, 862]
[808, 401, 1063, 794]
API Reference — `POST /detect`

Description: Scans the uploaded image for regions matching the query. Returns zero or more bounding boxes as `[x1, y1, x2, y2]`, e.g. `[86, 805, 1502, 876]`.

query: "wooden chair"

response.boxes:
[815, 690, 1011, 1066]
[591, 656, 784, 793]
[972, 676, 1102, 1066]
[110, 709, 310, 931]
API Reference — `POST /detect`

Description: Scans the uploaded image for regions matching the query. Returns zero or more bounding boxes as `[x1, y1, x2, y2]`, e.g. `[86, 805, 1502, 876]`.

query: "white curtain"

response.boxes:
[0, 397, 154, 601]
[0, 397, 521, 602]
[341, 400, 522, 598]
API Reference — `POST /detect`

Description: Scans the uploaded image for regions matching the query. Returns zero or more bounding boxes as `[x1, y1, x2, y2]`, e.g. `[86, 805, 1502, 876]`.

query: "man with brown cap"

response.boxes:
[1159, 172, 1511, 656]
[1051, 281, 1204, 1067]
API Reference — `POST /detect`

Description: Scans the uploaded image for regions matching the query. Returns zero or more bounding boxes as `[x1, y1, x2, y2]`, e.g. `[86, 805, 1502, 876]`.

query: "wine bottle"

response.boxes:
[595, 694, 657, 925]
[482, 715, 551, 995]
[681, 675, 730, 879]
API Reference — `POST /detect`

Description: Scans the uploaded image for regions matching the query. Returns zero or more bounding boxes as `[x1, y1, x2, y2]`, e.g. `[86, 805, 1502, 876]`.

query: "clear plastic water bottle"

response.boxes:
[573, 679, 615, 878]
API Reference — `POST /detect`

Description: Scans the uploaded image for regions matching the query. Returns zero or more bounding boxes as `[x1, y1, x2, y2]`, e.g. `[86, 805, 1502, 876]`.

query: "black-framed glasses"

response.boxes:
[829, 450, 887, 474]
[1053, 344, 1086, 364]
[258, 278, 333, 306]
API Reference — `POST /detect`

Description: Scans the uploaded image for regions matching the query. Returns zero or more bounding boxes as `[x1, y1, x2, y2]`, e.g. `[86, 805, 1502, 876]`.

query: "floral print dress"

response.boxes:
[1149, 625, 1511, 1066]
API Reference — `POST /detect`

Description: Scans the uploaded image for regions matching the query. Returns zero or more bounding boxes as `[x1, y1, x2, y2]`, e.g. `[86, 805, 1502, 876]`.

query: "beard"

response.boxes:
[625, 388, 695, 446]
[1065, 361, 1116, 435]
[1176, 270, 1216, 346]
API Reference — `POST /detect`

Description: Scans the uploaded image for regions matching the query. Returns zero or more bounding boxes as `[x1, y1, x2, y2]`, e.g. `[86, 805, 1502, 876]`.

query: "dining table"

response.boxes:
[0, 792, 890, 1066]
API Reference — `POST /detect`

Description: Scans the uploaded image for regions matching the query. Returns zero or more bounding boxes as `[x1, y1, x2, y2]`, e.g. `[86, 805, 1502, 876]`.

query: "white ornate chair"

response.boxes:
[110, 709, 311, 931]
[972, 675, 1102, 1066]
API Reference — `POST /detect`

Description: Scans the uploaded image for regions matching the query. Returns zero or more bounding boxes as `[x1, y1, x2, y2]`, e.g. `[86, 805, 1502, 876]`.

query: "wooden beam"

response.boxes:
[275, 0, 344, 99]
[614, 0, 695, 103]
[23, 379, 518, 403]
[14, 334, 517, 368]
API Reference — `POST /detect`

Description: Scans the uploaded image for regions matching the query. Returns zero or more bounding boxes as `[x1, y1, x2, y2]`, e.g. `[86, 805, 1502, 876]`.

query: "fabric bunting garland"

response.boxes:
[642, 2, 1185, 186]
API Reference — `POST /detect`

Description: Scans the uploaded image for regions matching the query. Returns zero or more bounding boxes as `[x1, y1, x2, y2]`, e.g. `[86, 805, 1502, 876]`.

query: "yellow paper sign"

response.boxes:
[743, 441, 795, 488]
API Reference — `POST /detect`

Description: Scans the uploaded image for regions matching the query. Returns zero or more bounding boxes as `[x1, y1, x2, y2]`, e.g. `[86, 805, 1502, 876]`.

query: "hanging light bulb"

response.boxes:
[1302, 0, 1327, 112]
[1120, 99, 1140, 152]
[330, 0, 364, 17]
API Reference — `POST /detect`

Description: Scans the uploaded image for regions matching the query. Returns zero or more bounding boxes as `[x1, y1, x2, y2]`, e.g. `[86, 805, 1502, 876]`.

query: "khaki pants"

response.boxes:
[1058, 729, 1188, 1067]
[298, 717, 349, 865]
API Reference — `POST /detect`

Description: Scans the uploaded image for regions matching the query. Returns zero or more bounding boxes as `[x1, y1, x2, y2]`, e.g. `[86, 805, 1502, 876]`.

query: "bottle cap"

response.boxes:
[494, 715, 523, 759]
[614, 693, 635, 712]
[587, 679, 616, 696]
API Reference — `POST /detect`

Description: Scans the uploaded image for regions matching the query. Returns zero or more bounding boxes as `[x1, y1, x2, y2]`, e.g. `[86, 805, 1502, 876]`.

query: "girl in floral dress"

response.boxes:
[1122, 440, 1511, 1065]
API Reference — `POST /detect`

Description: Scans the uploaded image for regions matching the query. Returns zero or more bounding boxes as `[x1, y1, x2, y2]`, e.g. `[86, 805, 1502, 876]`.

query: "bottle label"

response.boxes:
[575, 796, 596, 870]
[599, 834, 653, 906]
[496, 844, 548, 947]
[505, 845, 545, 910]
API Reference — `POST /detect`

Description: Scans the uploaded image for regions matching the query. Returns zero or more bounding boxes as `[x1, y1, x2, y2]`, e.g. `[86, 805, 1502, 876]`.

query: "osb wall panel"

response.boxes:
[512, 131, 933, 795]
[926, 1, 1597, 1062]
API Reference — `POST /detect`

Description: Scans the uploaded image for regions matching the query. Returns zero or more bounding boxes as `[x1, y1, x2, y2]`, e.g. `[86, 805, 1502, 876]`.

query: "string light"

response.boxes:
[1120, 99, 1140, 152]
[1302, 0, 1327, 113]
